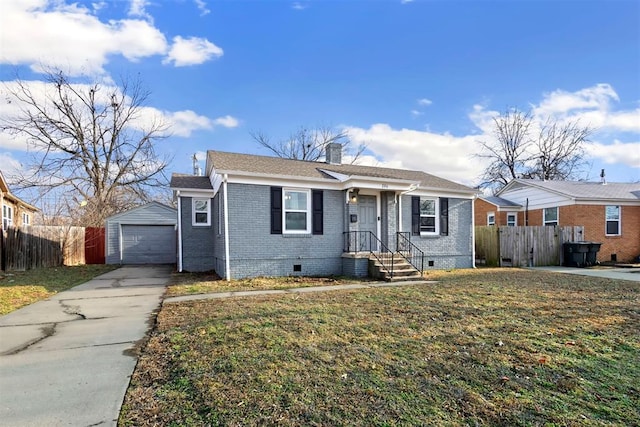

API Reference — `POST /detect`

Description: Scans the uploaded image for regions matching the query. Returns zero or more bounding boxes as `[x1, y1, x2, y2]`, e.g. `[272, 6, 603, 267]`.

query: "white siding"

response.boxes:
[500, 186, 572, 210]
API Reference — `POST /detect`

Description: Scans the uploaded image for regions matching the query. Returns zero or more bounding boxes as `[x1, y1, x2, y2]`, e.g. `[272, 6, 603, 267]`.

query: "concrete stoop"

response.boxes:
[368, 254, 423, 281]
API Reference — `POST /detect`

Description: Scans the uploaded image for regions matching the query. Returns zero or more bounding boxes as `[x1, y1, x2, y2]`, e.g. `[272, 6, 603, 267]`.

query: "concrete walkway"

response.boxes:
[529, 266, 640, 282]
[0, 265, 171, 427]
[164, 279, 436, 304]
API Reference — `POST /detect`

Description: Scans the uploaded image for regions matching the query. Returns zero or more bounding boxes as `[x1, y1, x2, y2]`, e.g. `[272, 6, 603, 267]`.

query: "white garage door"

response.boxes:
[121, 225, 176, 264]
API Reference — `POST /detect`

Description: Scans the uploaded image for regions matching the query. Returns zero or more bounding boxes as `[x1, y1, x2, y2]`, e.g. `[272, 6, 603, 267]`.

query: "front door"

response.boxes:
[358, 195, 377, 251]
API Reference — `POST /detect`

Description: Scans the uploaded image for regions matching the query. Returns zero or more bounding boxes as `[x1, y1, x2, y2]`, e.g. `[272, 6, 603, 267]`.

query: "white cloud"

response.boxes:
[292, 2, 308, 10]
[213, 115, 240, 128]
[534, 84, 619, 117]
[531, 83, 639, 133]
[157, 111, 239, 137]
[0, 0, 223, 75]
[0, 152, 24, 175]
[1, 79, 235, 145]
[163, 36, 224, 67]
[585, 140, 640, 169]
[194, 0, 210, 16]
[410, 110, 422, 117]
[128, 0, 152, 21]
[417, 98, 432, 106]
[344, 124, 485, 185]
[401, 0, 414, 4]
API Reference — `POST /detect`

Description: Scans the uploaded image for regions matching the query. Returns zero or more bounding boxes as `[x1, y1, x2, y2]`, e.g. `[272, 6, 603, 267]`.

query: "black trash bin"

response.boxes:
[563, 242, 590, 267]
[585, 242, 602, 266]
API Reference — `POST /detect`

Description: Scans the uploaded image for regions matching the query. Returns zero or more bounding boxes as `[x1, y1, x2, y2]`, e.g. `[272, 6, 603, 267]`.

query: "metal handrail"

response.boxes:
[396, 232, 424, 276]
[343, 231, 395, 278]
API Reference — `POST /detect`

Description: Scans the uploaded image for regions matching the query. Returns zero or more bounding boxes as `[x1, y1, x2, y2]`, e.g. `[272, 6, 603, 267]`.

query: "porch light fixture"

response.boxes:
[349, 188, 359, 204]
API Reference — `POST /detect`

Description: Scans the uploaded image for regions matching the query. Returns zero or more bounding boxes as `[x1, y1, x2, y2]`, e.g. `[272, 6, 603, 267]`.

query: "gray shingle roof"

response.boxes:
[207, 150, 476, 194]
[170, 173, 213, 190]
[507, 179, 640, 201]
[480, 195, 522, 207]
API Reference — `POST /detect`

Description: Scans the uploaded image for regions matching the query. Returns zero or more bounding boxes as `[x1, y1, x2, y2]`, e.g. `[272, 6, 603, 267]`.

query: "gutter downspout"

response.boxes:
[223, 174, 231, 281]
[397, 184, 418, 231]
[177, 191, 183, 272]
[471, 194, 477, 268]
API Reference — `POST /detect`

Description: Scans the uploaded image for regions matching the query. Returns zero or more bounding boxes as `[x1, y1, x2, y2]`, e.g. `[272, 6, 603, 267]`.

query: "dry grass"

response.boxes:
[167, 271, 367, 296]
[120, 268, 639, 426]
[0, 265, 118, 315]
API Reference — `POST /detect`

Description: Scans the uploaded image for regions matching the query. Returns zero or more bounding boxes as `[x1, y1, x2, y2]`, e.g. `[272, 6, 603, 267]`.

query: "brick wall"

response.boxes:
[526, 204, 640, 263]
[180, 196, 216, 271]
[225, 183, 345, 279]
[402, 196, 474, 269]
[474, 199, 523, 226]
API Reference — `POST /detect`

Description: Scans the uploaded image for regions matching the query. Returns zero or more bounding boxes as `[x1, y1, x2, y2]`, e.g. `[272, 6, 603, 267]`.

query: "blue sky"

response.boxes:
[1, 0, 639, 192]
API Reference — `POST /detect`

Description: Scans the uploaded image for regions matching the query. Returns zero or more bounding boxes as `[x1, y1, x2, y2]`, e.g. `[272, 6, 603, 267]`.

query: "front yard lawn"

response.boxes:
[0, 264, 118, 315]
[167, 271, 369, 296]
[120, 269, 639, 426]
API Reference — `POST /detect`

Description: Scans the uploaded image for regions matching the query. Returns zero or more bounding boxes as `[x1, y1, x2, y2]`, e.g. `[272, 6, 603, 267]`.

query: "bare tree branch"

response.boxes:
[251, 125, 366, 164]
[1, 69, 171, 226]
[476, 108, 592, 193]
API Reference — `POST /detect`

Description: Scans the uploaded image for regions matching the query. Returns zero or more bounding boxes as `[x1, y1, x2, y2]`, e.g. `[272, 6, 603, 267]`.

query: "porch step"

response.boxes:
[368, 254, 422, 281]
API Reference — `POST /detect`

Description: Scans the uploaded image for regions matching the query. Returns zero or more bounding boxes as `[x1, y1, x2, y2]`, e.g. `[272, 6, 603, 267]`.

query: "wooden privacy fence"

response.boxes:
[475, 225, 585, 267]
[1, 226, 86, 271]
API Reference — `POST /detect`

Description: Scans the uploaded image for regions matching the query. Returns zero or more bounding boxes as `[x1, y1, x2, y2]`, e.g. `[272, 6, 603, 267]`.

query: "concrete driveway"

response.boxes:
[0, 265, 171, 427]
[529, 266, 640, 282]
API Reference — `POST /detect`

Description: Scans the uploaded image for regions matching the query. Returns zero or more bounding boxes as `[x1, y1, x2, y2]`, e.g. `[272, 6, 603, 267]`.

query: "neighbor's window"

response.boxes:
[507, 213, 517, 227]
[192, 198, 210, 226]
[487, 213, 495, 226]
[22, 213, 30, 226]
[605, 205, 621, 235]
[543, 207, 558, 226]
[2, 205, 13, 230]
[284, 189, 310, 233]
[420, 197, 438, 234]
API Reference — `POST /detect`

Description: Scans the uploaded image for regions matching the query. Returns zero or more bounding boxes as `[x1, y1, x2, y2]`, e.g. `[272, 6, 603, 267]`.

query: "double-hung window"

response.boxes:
[2, 205, 13, 231]
[284, 189, 310, 233]
[605, 205, 621, 235]
[22, 213, 30, 226]
[487, 213, 495, 226]
[192, 198, 210, 226]
[543, 207, 558, 226]
[507, 213, 517, 226]
[419, 197, 438, 235]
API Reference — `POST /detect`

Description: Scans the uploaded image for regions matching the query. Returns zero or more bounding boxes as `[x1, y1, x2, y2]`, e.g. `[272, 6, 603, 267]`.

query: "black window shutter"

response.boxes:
[440, 197, 449, 236]
[411, 196, 420, 236]
[312, 190, 323, 235]
[271, 186, 282, 234]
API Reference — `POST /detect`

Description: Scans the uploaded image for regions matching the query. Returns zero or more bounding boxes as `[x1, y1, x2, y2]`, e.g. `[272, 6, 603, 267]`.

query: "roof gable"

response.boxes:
[499, 179, 640, 202]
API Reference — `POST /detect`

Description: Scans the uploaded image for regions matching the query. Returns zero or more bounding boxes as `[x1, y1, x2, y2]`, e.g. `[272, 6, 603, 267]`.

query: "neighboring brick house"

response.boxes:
[0, 170, 38, 231]
[474, 196, 523, 227]
[170, 144, 478, 279]
[497, 179, 640, 263]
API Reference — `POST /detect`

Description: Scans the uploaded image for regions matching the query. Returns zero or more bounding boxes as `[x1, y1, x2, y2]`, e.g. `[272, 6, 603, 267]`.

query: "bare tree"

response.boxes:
[476, 108, 534, 189]
[1, 70, 170, 226]
[251, 125, 365, 163]
[477, 108, 593, 192]
[525, 118, 592, 181]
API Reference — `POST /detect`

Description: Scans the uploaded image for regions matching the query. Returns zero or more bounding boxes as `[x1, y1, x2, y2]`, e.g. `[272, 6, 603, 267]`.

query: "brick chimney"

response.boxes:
[325, 142, 342, 165]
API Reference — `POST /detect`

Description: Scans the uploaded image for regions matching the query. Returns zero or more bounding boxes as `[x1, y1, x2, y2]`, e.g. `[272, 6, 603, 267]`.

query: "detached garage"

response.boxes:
[106, 202, 177, 265]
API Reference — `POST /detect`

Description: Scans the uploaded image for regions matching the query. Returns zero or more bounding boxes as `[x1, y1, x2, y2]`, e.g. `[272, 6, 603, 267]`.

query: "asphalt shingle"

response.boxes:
[207, 150, 476, 194]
